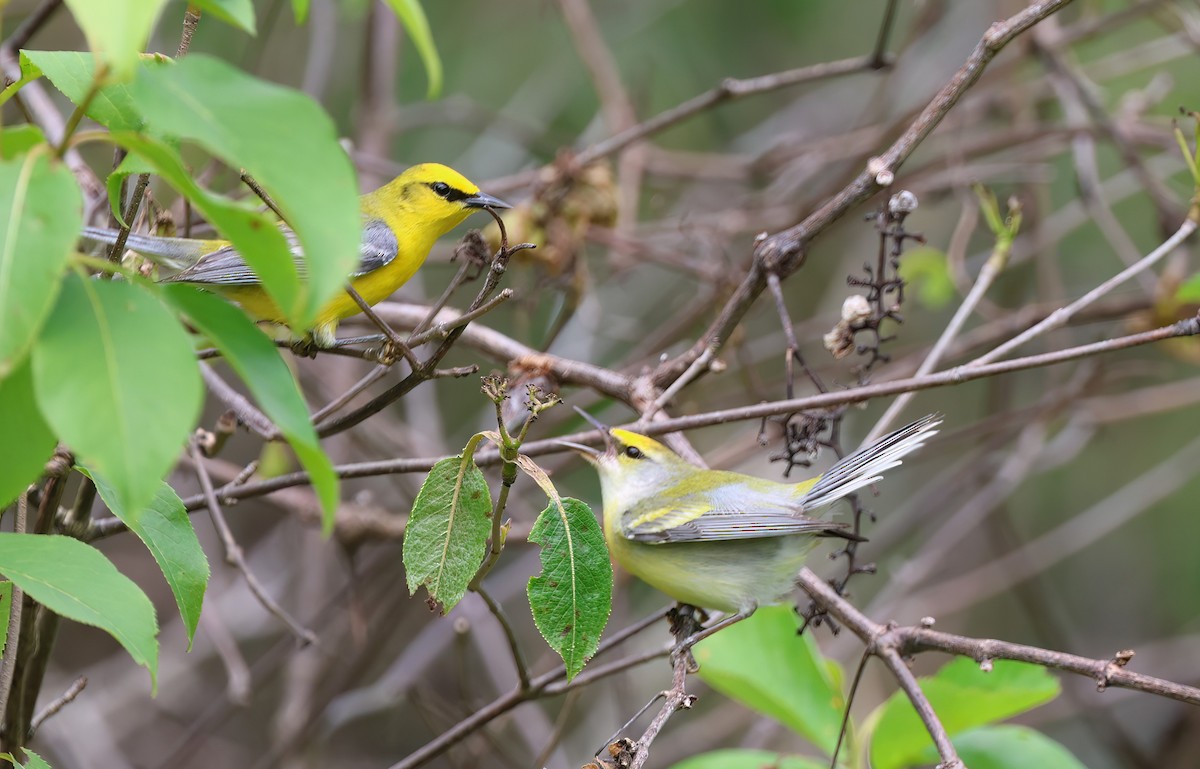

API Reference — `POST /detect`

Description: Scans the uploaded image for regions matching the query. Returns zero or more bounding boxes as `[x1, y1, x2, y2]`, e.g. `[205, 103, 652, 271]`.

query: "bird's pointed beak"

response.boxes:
[557, 406, 615, 465]
[556, 440, 602, 465]
[463, 191, 511, 210]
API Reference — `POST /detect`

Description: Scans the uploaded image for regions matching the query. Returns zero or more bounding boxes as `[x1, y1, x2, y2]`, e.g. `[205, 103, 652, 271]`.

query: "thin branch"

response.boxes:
[876, 644, 962, 768]
[189, 443, 319, 646]
[575, 54, 888, 166]
[970, 218, 1196, 366]
[0, 492, 28, 727]
[170, 314, 1200, 512]
[472, 585, 530, 692]
[652, 0, 1079, 388]
[200, 363, 279, 440]
[27, 676, 86, 738]
[866, 194, 1013, 443]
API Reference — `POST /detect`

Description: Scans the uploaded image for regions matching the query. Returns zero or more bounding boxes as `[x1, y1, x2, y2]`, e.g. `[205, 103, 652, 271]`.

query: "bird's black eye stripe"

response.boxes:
[623, 446, 643, 460]
[428, 182, 470, 202]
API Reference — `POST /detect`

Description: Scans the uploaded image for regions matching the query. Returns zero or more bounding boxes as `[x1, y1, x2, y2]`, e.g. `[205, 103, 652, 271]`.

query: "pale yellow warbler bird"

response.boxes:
[81, 163, 509, 347]
[565, 414, 940, 616]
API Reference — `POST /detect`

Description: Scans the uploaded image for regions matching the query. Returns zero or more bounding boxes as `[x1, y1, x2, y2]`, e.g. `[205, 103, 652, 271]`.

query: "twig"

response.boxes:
[387, 609, 668, 769]
[169, 314, 1200, 512]
[189, 442, 319, 646]
[342, 282, 421, 368]
[575, 54, 887, 166]
[27, 676, 86, 738]
[0, 492, 28, 727]
[309, 364, 390, 424]
[970, 218, 1196, 366]
[875, 644, 963, 768]
[911, 432, 1200, 616]
[472, 585, 530, 692]
[240, 172, 287, 221]
[406, 288, 514, 346]
[176, 4, 201, 58]
[652, 0, 1079, 389]
[200, 363, 279, 440]
[865, 196, 1013, 443]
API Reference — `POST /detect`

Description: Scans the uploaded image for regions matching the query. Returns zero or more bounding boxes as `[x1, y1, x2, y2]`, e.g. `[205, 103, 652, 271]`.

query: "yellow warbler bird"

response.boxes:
[81, 163, 509, 347]
[565, 414, 940, 617]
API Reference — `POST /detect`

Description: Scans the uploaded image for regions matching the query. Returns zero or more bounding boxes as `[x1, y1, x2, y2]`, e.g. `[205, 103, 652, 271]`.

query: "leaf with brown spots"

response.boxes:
[403, 454, 492, 614]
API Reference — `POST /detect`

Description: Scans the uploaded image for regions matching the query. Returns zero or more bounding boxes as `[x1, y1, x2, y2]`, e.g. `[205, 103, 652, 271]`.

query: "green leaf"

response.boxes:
[291, 0, 310, 24]
[667, 750, 827, 769]
[61, 0, 169, 81]
[869, 659, 1061, 769]
[31, 273, 202, 518]
[403, 453, 492, 613]
[0, 357, 56, 507]
[1176, 272, 1200, 304]
[516, 454, 612, 680]
[21, 50, 157, 132]
[129, 55, 360, 330]
[693, 605, 844, 754]
[191, 0, 257, 34]
[382, 0, 442, 99]
[0, 582, 12, 659]
[1, 749, 52, 769]
[913, 725, 1086, 769]
[0, 52, 44, 110]
[0, 125, 48, 159]
[85, 470, 209, 649]
[898, 246, 954, 310]
[0, 150, 82, 378]
[0, 533, 158, 689]
[20, 751, 51, 769]
[162, 285, 339, 532]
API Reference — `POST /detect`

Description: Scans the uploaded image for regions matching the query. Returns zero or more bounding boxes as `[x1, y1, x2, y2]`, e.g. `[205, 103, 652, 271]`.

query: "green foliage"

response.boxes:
[61, 0, 169, 80]
[868, 658, 1061, 769]
[0, 53, 44, 110]
[914, 725, 1088, 769]
[163, 285, 339, 530]
[0, 126, 47, 159]
[516, 454, 612, 680]
[191, 0, 257, 34]
[30, 273, 202, 518]
[404, 454, 493, 613]
[1177, 272, 1200, 303]
[526, 495, 610, 680]
[899, 247, 954, 310]
[693, 605, 844, 755]
[129, 55, 361, 330]
[1, 749, 52, 769]
[21, 50, 156, 132]
[85, 470, 209, 649]
[667, 750, 826, 769]
[0, 358, 55, 507]
[0, 534, 158, 689]
[382, 0, 443, 99]
[0, 151, 82, 378]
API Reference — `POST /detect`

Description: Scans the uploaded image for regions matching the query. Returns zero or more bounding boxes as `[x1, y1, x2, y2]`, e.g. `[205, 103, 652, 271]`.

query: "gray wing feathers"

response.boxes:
[802, 414, 941, 510]
[629, 508, 846, 543]
[353, 219, 399, 276]
[80, 217, 395, 286]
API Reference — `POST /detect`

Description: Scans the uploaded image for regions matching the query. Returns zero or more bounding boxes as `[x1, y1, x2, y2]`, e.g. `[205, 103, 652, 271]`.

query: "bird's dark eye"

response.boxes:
[430, 181, 451, 198]
[624, 446, 643, 460]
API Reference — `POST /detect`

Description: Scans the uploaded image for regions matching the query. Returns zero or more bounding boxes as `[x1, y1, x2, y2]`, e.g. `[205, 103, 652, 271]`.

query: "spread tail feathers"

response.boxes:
[801, 414, 940, 510]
